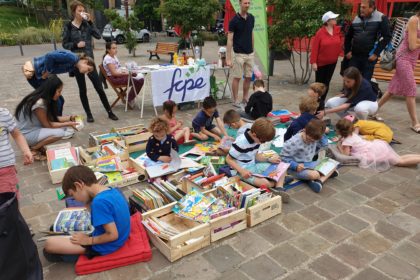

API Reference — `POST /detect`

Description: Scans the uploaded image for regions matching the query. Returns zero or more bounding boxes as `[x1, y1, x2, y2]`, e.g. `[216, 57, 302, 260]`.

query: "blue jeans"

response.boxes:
[349, 55, 377, 81]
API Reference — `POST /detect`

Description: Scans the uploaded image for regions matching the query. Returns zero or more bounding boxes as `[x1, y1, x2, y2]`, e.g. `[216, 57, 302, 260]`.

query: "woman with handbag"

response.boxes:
[376, 12, 420, 133]
[310, 11, 343, 111]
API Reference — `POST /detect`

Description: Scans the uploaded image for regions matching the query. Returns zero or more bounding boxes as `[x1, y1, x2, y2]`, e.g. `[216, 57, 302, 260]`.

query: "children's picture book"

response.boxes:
[253, 162, 290, 182]
[219, 136, 233, 150]
[272, 128, 288, 148]
[146, 149, 202, 178]
[47, 146, 78, 171]
[268, 109, 291, 117]
[195, 142, 220, 153]
[313, 157, 339, 176]
[95, 156, 123, 172]
[53, 208, 93, 233]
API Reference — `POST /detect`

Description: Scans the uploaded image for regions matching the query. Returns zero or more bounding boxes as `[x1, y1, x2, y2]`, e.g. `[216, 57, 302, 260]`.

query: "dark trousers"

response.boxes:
[27, 77, 65, 116]
[349, 55, 377, 81]
[315, 63, 337, 111]
[0, 193, 43, 280]
[74, 67, 112, 115]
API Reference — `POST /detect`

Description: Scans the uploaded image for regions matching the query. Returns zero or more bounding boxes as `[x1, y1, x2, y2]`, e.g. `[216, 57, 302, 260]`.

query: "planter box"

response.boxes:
[142, 203, 210, 262]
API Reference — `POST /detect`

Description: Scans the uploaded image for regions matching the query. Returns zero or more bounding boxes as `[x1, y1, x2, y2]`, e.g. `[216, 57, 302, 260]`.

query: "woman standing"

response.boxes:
[310, 11, 343, 110]
[15, 75, 78, 160]
[102, 42, 144, 108]
[376, 12, 420, 133]
[62, 0, 118, 123]
[318, 67, 378, 120]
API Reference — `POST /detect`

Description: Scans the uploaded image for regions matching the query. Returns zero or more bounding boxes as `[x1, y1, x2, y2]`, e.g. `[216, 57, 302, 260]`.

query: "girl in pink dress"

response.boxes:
[335, 119, 420, 172]
[160, 100, 192, 142]
[377, 13, 420, 133]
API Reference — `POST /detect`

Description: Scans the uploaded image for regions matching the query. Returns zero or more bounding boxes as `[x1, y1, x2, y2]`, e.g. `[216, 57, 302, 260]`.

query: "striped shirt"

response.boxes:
[0, 108, 17, 168]
[228, 129, 260, 167]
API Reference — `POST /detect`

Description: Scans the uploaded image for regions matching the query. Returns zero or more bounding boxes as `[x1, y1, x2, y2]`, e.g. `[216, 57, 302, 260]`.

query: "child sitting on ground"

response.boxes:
[343, 114, 394, 143]
[240, 79, 273, 120]
[284, 96, 328, 142]
[192, 96, 228, 141]
[226, 118, 290, 203]
[160, 100, 192, 143]
[44, 165, 130, 262]
[0, 108, 33, 196]
[281, 119, 337, 193]
[335, 118, 420, 172]
[307, 82, 327, 111]
[146, 117, 178, 164]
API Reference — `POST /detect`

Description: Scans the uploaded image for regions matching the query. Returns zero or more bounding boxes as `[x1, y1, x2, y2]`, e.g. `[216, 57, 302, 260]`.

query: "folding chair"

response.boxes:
[98, 64, 128, 108]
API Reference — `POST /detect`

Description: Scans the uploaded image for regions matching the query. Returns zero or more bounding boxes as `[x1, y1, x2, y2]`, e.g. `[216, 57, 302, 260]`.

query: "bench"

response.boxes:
[373, 59, 420, 85]
[147, 42, 179, 63]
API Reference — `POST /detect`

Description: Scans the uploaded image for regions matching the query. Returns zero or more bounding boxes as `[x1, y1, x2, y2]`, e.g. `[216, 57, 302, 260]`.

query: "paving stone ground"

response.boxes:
[1, 38, 420, 280]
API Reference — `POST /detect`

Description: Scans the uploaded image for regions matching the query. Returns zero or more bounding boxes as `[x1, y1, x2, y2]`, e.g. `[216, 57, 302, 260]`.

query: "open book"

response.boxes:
[313, 157, 339, 176]
[53, 208, 93, 233]
[253, 162, 290, 182]
[145, 149, 202, 178]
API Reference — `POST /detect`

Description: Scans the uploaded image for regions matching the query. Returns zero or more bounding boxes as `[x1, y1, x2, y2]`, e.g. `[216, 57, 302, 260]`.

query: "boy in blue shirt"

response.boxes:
[44, 166, 130, 261]
[192, 96, 228, 141]
[284, 96, 319, 142]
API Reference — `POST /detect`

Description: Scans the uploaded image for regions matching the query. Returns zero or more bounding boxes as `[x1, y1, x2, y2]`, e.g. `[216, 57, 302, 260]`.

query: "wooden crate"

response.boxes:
[114, 124, 152, 153]
[246, 195, 282, 227]
[181, 177, 217, 193]
[101, 158, 145, 188]
[79, 140, 129, 166]
[142, 203, 210, 262]
[45, 142, 79, 184]
[222, 177, 282, 227]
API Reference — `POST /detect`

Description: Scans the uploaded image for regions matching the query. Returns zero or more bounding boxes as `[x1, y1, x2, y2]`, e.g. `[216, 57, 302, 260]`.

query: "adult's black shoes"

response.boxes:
[108, 111, 119, 121]
[87, 114, 94, 123]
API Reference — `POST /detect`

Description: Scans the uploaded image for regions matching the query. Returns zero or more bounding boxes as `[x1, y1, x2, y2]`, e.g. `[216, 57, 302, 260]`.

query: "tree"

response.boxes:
[104, 9, 143, 56]
[159, 0, 220, 37]
[269, 0, 351, 84]
[134, 0, 160, 31]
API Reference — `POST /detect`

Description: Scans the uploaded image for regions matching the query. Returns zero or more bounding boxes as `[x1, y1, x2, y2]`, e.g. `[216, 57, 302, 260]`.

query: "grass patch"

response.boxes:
[0, 6, 44, 34]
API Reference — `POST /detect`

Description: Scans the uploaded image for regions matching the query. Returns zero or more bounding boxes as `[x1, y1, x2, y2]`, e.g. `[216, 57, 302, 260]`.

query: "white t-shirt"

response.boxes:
[103, 54, 121, 77]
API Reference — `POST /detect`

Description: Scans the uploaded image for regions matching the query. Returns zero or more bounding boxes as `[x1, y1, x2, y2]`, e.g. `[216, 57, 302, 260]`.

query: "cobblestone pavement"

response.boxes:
[1, 38, 419, 280]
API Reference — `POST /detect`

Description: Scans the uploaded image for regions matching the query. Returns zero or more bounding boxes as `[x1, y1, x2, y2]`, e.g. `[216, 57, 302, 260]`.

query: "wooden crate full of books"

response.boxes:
[79, 140, 129, 165]
[46, 142, 79, 184]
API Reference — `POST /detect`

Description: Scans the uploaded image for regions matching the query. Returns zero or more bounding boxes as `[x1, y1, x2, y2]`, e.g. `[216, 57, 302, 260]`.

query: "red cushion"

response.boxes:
[75, 212, 152, 275]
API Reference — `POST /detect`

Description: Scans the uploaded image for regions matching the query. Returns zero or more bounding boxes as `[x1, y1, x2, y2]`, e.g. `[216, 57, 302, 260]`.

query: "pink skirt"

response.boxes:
[352, 140, 400, 172]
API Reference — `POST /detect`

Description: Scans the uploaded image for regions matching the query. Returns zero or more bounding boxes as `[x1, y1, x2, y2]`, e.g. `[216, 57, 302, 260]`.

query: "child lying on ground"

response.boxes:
[44, 166, 130, 262]
[226, 118, 290, 203]
[281, 119, 338, 193]
[192, 96, 229, 141]
[335, 118, 420, 172]
[344, 114, 394, 143]
[146, 118, 178, 165]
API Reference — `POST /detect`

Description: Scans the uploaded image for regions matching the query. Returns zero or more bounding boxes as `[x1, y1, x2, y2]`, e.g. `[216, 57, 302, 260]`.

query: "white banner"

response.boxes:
[151, 65, 210, 106]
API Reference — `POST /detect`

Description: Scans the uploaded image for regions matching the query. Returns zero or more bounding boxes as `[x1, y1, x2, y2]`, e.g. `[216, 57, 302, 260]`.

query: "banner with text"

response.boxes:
[151, 65, 210, 107]
[230, 0, 269, 74]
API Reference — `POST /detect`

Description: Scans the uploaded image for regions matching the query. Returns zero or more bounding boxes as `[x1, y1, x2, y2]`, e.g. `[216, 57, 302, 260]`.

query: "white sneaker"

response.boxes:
[62, 128, 75, 139]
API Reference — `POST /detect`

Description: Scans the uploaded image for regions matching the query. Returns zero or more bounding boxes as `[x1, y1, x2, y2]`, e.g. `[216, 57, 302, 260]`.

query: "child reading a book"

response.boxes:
[284, 96, 319, 142]
[146, 117, 179, 164]
[0, 108, 33, 196]
[335, 118, 420, 172]
[160, 100, 192, 143]
[192, 96, 228, 141]
[343, 114, 394, 143]
[43, 165, 130, 262]
[226, 118, 290, 203]
[240, 79, 273, 120]
[307, 82, 327, 111]
[281, 119, 337, 193]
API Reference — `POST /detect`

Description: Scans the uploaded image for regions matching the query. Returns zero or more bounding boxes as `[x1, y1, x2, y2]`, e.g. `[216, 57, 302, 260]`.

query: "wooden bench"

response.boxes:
[373, 59, 420, 85]
[147, 42, 178, 63]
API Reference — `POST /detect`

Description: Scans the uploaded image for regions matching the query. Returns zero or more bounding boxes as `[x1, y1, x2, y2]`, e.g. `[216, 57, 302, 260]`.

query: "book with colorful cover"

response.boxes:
[95, 155, 123, 172]
[53, 208, 93, 233]
[47, 146, 78, 171]
[253, 162, 290, 182]
[313, 157, 339, 176]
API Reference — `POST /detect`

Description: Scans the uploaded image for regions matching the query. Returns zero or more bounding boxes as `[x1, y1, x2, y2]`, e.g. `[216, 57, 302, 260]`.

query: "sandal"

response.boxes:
[33, 154, 47, 161]
[410, 125, 420, 134]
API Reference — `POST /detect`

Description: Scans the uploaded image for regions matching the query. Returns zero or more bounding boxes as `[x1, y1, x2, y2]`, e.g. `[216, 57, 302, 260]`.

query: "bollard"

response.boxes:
[19, 41, 24, 56]
[52, 37, 57, 50]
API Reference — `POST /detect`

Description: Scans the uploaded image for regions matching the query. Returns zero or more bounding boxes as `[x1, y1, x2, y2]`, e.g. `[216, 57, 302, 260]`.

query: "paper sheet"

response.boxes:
[272, 128, 287, 148]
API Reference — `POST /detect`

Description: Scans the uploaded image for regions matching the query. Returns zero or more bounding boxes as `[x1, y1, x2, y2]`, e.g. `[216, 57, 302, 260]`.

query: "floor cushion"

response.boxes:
[75, 212, 152, 275]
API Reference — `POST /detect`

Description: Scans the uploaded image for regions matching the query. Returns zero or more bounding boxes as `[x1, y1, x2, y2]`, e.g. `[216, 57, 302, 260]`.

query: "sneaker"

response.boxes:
[330, 170, 339, 178]
[108, 111, 119, 121]
[62, 128, 75, 139]
[86, 114, 94, 123]
[270, 187, 290, 204]
[232, 102, 241, 108]
[307, 180, 323, 193]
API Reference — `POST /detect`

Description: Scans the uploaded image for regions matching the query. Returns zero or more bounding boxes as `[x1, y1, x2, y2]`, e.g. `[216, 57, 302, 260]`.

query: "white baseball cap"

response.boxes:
[322, 11, 339, 23]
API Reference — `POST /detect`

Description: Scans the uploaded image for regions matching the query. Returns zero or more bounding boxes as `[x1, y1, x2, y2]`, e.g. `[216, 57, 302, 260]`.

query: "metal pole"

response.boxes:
[19, 41, 24, 56]
[52, 37, 57, 50]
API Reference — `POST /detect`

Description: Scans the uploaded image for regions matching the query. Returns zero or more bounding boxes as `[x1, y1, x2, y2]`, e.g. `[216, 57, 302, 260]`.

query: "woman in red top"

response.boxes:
[310, 11, 343, 110]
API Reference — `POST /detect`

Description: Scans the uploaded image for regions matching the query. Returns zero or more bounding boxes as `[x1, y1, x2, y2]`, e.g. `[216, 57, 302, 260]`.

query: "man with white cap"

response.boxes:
[310, 11, 343, 110]
[344, 0, 391, 81]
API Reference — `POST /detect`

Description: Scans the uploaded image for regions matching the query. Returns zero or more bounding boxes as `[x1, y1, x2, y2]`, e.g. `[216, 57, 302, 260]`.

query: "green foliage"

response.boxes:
[0, 6, 43, 34]
[159, 0, 220, 37]
[104, 8, 143, 56]
[0, 32, 17, 46]
[16, 26, 52, 44]
[49, 18, 63, 42]
[134, 0, 160, 25]
[269, 0, 351, 84]
[218, 34, 227, 46]
[200, 31, 218, 41]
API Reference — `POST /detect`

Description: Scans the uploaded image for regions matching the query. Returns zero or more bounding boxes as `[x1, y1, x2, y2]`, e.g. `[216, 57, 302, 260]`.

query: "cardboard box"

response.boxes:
[142, 203, 210, 262]
[46, 142, 79, 184]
